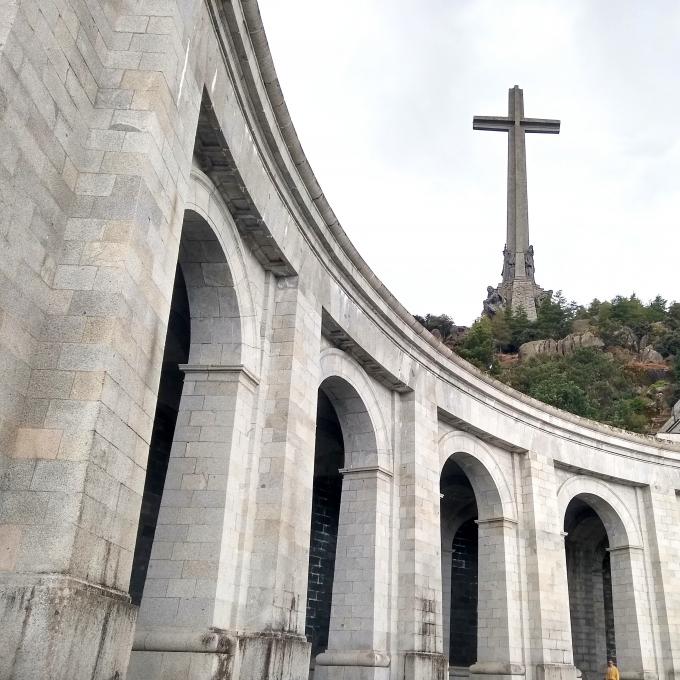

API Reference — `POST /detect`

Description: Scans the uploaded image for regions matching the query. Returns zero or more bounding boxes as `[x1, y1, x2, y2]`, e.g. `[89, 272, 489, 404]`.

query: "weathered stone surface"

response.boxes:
[0, 575, 136, 680]
[1, 3, 680, 680]
[518, 331, 605, 361]
[639, 345, 665, 364]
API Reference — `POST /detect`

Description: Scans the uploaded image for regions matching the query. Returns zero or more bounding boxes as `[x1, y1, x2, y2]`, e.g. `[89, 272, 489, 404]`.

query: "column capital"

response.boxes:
[607, 544, 644, 553]
[338, 465, 393, 480]
[179, 363, 259, 388]
[476, 516, 519, 529]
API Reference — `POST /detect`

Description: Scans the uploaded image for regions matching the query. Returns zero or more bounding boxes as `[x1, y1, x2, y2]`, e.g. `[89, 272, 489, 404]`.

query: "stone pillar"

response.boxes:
[522, 452, 578, 680]
[471, 517, 524, 679]
[0, 0, 203, 677]
[315, 465, 393, 680]
[645, 486, 680, 680]
[608, 546, 656, 679]
[126, 364, 258, 680]
[397, 389, 447, 680]
[239, 277, 320, 679]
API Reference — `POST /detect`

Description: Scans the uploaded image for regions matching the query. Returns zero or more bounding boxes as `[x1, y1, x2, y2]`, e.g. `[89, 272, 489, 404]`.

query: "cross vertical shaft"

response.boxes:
[507, 86, 529, 259]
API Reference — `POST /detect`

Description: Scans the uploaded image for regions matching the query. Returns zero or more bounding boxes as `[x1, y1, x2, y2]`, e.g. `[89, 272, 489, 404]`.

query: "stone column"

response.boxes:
[522, 452, 578, 680]
[126, 364, 258, 680]
[315, 465, 393, 680]
[608, 545, 656, 679]
[397, 389, 447, 680]
[239, 277, 321, 679]
[471, 517, 524, 679]
[644, 486, 680, 679]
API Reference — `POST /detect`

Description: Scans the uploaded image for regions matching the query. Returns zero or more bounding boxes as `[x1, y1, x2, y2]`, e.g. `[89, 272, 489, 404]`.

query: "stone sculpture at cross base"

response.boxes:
[475, 86, 560, 320]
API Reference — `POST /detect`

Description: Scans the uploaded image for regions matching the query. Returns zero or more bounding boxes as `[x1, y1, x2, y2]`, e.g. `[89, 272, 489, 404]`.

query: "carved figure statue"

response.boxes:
[525, 245, 535, 278]
[502, 247, 515, 281]
[483, 286, 506, 317]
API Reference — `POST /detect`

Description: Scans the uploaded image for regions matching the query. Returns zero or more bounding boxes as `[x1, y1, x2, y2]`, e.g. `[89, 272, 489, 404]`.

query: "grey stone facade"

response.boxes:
[1, 3, 680, 680]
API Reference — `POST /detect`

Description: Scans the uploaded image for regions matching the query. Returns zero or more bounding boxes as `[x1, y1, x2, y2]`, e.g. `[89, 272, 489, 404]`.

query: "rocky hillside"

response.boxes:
[415, 294, 680, 434]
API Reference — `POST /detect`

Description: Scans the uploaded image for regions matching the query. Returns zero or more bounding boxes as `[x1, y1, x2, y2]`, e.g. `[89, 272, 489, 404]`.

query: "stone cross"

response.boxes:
[474, 85, 560, 280]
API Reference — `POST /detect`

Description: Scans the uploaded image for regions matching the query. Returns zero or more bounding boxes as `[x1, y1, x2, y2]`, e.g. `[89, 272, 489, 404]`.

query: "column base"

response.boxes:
[470, 661, 526, 679]
[315, 649, 390, 679]
[237, 632, 310, 680]
[0, 573, 136, 680]
[128, 628, 237, 679]
[403, 652, 448, 680]
[534, 664, 579, 680]
[128, 651, 236, 679]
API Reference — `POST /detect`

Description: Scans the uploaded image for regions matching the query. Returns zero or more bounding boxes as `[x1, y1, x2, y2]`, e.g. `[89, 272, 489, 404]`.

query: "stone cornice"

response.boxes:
[179, 363, 260, 389]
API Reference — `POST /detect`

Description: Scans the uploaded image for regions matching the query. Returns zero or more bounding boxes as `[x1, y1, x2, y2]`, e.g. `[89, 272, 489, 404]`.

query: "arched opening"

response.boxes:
[565, 497, 617, 680]
[306, 388, 344, 660]
[306, 370, 389, 679]
[441, 458, 478, 671]
[129, 209, 246, 626]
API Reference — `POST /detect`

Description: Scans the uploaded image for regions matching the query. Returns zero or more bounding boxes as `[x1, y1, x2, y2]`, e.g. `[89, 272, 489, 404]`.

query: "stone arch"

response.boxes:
[310, 348, 393, 671]
[319, 347, 391, 470]
[557, 476, 642, 549]
[438, 431, 522, 670]
[129, 202, 260, 662]
[185, 167, 260, 375]
[438, 431, 515, 522]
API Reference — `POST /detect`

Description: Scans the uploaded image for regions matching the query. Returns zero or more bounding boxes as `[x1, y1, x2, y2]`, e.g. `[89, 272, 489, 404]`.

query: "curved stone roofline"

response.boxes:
[225, 1, 680, 458]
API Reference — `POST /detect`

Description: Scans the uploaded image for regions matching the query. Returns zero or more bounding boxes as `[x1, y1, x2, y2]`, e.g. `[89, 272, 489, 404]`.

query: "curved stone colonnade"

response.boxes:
[0, 2, 679, 680]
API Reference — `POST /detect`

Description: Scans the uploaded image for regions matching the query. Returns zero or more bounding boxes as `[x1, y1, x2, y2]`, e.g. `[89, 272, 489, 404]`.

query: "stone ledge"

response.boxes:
[470, 661, 526, 675]
[315, 649, 390, 667]
[133, 627, 236, 654]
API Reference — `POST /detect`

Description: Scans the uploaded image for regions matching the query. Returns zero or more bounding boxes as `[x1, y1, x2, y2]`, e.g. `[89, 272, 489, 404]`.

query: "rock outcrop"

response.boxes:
[639, 345, 665, 364]
[519, 331, 605, 361]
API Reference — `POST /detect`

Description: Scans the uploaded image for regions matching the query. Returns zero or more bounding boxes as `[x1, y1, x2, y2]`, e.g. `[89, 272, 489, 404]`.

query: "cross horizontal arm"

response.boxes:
[473, 116, 513, 132]
[521, 117, 560, 134]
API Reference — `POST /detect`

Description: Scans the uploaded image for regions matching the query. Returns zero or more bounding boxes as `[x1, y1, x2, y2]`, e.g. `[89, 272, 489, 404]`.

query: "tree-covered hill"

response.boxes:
[415, 294, 680, 433]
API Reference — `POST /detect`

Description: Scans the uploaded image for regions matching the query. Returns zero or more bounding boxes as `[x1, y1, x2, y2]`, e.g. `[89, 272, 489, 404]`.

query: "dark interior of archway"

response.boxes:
[129, 264, 190, 605]
[441, 459, 478, 666]
[565, 499, 617, 680]
[306, 389, 344, 660]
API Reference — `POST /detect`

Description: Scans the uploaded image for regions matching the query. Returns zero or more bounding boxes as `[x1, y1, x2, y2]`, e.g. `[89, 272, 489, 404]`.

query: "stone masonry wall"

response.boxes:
[2, 2, 680, 680]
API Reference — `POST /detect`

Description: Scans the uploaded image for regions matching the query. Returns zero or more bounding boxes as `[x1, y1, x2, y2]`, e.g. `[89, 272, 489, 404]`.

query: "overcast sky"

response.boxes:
[257, 0, 680, 325]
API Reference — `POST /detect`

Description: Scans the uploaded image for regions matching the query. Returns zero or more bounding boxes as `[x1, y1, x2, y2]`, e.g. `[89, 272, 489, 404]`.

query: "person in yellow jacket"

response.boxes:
[606, 660, 620, 680]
